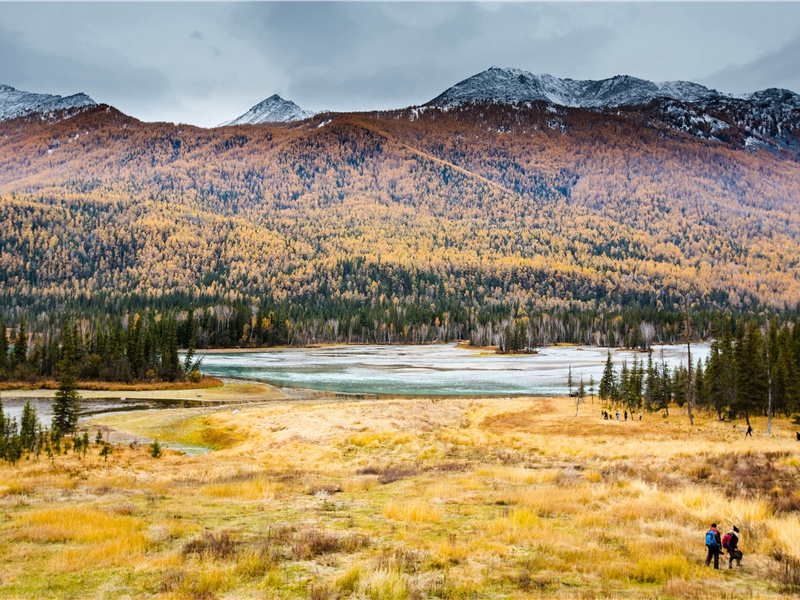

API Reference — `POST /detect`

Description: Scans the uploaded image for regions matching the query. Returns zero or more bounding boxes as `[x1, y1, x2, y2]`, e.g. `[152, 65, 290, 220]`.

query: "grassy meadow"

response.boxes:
[1, 388, 800, 599]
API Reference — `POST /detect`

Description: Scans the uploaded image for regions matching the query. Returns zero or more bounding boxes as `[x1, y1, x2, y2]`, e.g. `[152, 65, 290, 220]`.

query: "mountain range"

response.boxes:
[4, 67, 799, 155]
[0, 84, 96, 122]
[1, 67, 799, 327]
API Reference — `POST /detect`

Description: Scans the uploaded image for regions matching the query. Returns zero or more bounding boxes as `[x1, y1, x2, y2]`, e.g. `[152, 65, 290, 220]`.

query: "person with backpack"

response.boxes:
[722, 526, 742, 568]
[705, 523, 721, 568]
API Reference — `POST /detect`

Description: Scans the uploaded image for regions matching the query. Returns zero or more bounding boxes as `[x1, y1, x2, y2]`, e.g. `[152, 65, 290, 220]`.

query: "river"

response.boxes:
[196, 342, 710, 397]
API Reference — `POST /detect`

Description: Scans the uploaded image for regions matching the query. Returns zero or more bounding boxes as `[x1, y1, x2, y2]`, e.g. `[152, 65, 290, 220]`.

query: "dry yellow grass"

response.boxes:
[1, 393, 798, 599]
[14, 506, 144, 544]
[383, 499, 443, 524]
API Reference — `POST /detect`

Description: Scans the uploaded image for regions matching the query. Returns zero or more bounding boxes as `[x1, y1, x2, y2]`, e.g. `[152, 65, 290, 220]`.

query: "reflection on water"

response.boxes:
[196, 343, 711, 397]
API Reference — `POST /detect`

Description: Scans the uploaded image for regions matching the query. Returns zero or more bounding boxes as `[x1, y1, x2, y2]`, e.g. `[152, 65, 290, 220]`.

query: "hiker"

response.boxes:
[745, 425, 753, 437]
[624, 410, 628, 421]
[616, 410, 620, 421]
[638, 411, 643, 421]
[705, 523, 721, 569]
[603, 410, 608, 420]
[722, 526, 742, 568]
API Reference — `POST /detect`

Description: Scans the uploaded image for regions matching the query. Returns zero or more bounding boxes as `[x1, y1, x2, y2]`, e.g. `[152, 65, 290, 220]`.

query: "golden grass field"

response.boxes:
[2, 386, 800, 599]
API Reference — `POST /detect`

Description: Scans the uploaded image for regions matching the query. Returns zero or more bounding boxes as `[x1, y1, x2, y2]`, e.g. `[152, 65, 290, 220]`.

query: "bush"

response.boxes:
[183, 530, 237, 560]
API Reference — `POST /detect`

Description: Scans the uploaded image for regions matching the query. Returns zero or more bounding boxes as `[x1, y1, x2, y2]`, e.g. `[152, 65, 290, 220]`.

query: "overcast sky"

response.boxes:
[1, 2, 799, 127]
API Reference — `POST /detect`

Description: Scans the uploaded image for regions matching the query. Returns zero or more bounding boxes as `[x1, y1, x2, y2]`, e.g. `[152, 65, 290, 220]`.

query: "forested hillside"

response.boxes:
[1, 102, 799, 346]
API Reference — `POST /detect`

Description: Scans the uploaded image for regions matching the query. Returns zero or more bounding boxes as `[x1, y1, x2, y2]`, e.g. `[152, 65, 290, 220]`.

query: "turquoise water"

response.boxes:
[196, 343, 709, 397]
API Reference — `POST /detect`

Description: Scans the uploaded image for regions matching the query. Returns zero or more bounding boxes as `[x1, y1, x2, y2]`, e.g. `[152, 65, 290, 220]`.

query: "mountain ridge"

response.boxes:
[221, 94, 317, 125]
[427, 66, 800, 108]
[0, 84, 96, 123]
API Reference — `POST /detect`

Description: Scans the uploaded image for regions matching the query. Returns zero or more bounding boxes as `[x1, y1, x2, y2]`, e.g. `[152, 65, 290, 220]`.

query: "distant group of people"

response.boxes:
[602, 410, 642, 421]
[705, 523, 743, 569]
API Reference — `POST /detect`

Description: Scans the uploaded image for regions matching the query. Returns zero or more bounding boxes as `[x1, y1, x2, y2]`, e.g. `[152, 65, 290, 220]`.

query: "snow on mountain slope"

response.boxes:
[221, 94, 316, 125]
[429, 67, 800, 153]
[429, 67, 725, 108]
[0, 84, 96, 122]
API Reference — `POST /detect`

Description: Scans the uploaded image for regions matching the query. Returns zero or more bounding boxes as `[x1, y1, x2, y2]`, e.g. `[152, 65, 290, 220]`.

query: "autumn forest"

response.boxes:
[1, 101, 799, 355]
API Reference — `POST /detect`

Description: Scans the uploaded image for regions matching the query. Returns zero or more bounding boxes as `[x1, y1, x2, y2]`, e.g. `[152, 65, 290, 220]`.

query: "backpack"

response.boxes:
[705, 530, 717, 547]
[722, 533, 732, 550]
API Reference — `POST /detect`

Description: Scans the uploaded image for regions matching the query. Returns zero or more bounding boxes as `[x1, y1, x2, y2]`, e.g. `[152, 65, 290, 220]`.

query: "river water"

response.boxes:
[196, 342, 710, 397]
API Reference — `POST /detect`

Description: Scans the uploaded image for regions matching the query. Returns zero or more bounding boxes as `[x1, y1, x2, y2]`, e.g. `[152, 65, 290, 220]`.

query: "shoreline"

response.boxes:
[192, 340, 691, 355]
[0, 376, 223, 392]
[0, 380, 285, 403]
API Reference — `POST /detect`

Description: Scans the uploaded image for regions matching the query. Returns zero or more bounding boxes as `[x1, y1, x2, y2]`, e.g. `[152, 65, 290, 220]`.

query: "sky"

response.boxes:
[1, 2, 799, 127]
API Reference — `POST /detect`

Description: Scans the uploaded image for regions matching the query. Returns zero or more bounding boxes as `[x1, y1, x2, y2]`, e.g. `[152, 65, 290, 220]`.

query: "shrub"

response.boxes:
[183, 530, 237, 560]
[150, 438, 162, 458]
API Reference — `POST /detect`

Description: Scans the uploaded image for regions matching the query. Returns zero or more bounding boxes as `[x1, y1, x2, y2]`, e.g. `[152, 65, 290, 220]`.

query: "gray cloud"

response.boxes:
[229, 3, 618, 110]
[0, 27, 175, 113]
[703, 34, 800, 94]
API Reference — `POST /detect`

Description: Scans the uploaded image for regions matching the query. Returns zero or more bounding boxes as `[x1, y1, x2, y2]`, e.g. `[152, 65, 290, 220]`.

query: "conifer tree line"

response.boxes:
[1, 327, 96, 463]
[0, 313, 194, 384]
[597, 317, 800, 424]
[0, 294, 788, 376]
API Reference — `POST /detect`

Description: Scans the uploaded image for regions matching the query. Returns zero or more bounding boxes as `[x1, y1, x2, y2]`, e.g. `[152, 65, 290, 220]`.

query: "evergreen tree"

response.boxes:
[0, 319, 8, 375]
[12, 317, 27, 371]
[673, 365, 687, 407]
[619, 361, 630, 409]
[733, 322, 767, 426]
[567, 365, 573, 397]
[599, 352, 616, 403]
[20, 400, 38, 453]
[151, 438, 162, 458]
[628, 356, 643, 411]
[655, 350, 671, 415]
[644, 349, 657, 412]
[694, 359, 706, 408]
[184, 313, 197, 375]
[52, 326, 81, 438]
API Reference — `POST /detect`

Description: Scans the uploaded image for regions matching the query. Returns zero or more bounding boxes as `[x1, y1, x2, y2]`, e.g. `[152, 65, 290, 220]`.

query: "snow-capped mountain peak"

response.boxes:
[429, 67, 726, 109]
[221, 94, 316, 125]
[0, 84, 97, 122]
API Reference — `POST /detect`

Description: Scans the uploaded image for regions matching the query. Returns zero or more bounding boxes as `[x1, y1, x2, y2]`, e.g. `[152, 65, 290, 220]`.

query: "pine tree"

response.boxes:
[644, 349, 657, 412]
[619, 361, 630, 409]
[574, 376, 586, 417]
[599, 352, 615, 403]
[628, 356, 643, 412]
[12, 317, 27, 371]
[20, 400, 38, 453]
[52, 326, 81, 438]
[733, 322, 767, 427]
[100, 443, 112, 461]
[656, 350, 671, 416]
[567, 365, 574, 397]
[0, 319, 9, 375]
[694, 359, 706, 409]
